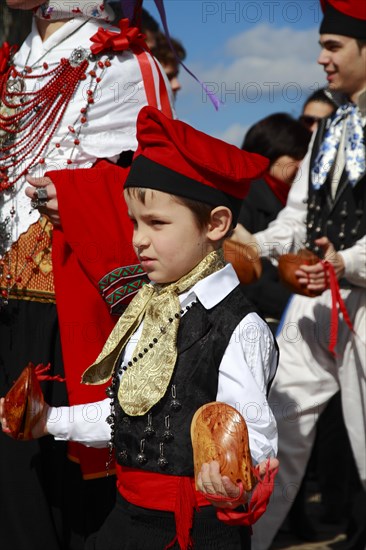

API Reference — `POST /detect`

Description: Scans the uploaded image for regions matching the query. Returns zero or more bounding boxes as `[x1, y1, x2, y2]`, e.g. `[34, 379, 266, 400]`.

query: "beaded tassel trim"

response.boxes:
[0, 41, 113, 191]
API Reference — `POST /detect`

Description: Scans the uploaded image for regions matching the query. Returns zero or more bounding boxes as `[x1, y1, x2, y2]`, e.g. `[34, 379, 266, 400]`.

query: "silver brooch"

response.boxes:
[69, 47, 89, 67]
[6, 77, 25, 94]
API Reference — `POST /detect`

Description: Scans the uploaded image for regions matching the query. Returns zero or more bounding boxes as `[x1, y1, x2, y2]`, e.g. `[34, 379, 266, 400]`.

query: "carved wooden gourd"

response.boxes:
[278, 249, 322, 297]
[223, 239, 262, 285]
[3, 363, 44, 440]
[191, 401, 256, 491]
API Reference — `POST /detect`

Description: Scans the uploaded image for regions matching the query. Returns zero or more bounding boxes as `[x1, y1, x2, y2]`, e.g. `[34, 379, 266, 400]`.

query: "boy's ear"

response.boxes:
[207, 206, 232, 241]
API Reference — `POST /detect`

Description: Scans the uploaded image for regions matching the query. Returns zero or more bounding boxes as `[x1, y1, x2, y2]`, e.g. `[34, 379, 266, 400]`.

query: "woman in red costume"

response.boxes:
[0, 0, 173, 547]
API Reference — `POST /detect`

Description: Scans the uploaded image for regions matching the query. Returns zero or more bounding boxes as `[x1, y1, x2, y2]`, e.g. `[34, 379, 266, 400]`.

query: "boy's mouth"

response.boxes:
[139, 256, 155, 268]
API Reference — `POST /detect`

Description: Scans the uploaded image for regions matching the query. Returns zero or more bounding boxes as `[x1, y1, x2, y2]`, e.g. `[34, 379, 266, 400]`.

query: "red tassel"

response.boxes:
[216, 462, 278, 526]
[34, 363, 65, 382]
[322, 261, 354, 356]
[165, 477, 198, 550]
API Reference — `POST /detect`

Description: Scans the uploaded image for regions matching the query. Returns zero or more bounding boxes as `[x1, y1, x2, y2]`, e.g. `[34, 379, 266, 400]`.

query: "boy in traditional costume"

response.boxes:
[2, 105, 279, 549]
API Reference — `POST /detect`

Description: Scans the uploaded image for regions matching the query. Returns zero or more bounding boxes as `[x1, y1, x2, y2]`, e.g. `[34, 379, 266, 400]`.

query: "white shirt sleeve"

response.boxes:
[255, 142, 366, 286]
[339, 235, 366, 287]
[216, 312, 278, 464]
[47, 399, 111, 448]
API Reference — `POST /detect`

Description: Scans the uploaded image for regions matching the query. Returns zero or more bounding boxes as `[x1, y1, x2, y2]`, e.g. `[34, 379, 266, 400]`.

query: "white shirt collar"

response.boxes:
[18, 17, 97, 64]
[180, 263, 240, 310]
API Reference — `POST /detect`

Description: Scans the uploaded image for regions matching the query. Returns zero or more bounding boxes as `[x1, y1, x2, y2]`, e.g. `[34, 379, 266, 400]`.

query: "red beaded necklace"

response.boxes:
[0, 18, 111, 192]
[0, 20, 114, 306]
[0, 58, 88, 189]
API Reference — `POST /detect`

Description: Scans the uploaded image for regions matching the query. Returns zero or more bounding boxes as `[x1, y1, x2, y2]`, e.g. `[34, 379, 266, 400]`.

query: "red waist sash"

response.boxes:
[116, 464, 210, 549]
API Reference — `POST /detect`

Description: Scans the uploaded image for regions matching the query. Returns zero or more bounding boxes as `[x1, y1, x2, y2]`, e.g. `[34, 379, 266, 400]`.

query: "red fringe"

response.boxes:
[322, 261, 354, 356]
[34, 362, 65, 382]
[215, 461, 278, 526]
[164, 477, 198, 550]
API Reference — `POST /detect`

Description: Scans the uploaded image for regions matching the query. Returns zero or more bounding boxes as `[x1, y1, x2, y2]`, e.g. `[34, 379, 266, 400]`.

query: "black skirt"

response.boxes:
[0, 300, 116, 550]
[0, 300, 68, 550]
[85, 493, 251, 550]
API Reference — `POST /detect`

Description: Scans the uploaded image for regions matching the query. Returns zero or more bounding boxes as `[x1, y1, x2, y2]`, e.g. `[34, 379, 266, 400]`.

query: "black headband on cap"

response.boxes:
[125, 155, 243, 226]
[320, 4, 366, 39]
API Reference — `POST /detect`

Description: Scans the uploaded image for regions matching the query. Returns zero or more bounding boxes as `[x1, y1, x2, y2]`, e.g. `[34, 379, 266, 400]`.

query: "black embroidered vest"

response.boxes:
[306, 119, 366, 254]
[113, 285, 256, 476]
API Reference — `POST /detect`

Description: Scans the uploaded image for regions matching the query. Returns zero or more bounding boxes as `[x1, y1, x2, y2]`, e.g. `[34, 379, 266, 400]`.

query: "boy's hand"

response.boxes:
[197, 461, 244, 508]
[256, 457, 279, 476]
[0, 397, 50, 439]
[197, 457, 279, 509]
[29, 402, 50, 439]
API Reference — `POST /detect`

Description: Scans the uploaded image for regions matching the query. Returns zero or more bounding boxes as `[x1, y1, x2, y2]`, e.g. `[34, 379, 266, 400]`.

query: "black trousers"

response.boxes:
[86, 493, 251, 550]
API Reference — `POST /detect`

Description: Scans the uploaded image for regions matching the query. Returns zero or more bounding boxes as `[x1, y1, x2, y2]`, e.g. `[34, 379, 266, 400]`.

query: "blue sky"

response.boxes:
[144, 0, 327, 145]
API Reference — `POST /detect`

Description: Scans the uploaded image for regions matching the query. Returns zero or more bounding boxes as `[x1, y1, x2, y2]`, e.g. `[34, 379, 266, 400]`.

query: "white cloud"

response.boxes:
[215, 123, 249, 146]
[181, 24, 326, 101]
[225, 23, 319, 62]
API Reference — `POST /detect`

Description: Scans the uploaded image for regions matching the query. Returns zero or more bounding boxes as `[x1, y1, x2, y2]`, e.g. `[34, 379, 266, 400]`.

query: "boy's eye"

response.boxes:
[151, 219, 165, 226]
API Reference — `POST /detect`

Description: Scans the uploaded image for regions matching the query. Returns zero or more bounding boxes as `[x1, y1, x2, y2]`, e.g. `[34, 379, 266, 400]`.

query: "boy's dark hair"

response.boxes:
[175, 196, 213, 230]
[125, 188, 234, 241]
[241, 113, 311, 166]
[356, 39, 366, 51]
[125, 187, 213, 230]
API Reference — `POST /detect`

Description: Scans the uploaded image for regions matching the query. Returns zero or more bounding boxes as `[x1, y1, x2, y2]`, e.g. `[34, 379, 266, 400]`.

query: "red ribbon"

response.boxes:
[90, 18, 147, 55]
[322, 261, 355, 356]
[34, 363, 66, 383]
[214, 462, 278, 527]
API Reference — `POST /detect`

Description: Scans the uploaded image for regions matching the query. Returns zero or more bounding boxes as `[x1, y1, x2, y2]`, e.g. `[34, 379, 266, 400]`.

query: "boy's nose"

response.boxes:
[133, 230, 149, 250]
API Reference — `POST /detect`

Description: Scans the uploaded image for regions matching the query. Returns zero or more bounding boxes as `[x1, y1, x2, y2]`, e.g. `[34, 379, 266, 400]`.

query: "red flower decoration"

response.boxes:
[90, 18, 147, 55]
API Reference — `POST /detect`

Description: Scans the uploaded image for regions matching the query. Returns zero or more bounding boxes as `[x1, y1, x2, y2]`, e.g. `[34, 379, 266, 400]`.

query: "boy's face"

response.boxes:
[318, 35, 366, 100]
[124, 188, 212, 284]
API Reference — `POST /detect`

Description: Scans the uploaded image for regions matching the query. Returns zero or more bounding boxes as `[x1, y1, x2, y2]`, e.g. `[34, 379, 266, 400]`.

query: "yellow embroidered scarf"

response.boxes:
[82, 249, 225, 416]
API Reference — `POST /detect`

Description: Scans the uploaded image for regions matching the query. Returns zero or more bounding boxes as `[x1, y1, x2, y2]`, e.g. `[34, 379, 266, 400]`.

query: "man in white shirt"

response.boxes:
[234, 1, 366, 548]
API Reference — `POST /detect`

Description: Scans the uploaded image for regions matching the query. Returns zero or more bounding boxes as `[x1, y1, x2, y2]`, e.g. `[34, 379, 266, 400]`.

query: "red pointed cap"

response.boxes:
[125, 107, 269, 224]
[320, 0, 366, 38]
